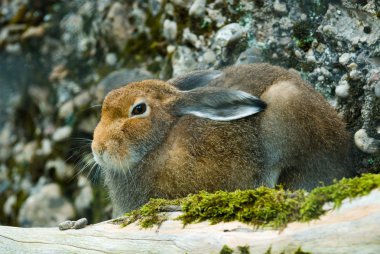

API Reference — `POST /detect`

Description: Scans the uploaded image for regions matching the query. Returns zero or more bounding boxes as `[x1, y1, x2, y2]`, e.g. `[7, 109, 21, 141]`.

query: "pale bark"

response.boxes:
[1, 190, 380, 254]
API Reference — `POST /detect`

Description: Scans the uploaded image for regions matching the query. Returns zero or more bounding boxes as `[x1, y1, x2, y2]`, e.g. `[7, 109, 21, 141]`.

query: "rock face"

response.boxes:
[0, 0, 379, 227]
[18, 183, 75, 227]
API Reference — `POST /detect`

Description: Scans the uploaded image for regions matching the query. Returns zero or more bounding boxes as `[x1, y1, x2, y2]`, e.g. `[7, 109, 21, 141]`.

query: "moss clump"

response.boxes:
[300, 173, 380, 221]
[117, 174, 380, 229]
[292, 21, 314, 52]
[238, 245, 250, 254]
[117, 198, 183, 228]
[179, 187, 305, 228]
[293, 247, 311, 254]
[220, 245, 234, 254]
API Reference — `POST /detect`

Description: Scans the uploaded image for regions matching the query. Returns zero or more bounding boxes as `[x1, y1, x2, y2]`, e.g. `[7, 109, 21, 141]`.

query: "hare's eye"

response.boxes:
[131, 103, 147, 116]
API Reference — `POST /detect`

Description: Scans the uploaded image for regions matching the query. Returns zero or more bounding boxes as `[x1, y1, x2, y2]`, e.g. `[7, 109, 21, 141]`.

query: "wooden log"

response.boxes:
[1, 190, 380, 254]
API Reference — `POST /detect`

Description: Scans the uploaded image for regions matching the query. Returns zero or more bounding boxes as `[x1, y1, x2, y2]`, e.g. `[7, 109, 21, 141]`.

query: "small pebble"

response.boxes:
[317, 75, 325, 81]
[354, 129, 379, 154]
[335, 81, 350, 98]
[59, 220, 75, 231]
[339, 53, 350, 65]
[349, 69, 361, 80]
[374, 82, 380, 98]
[347, 63, 357, 70]
[73, 218, 88, 229]
[273, 0, 287, 14]
[163, 19, 177, 42]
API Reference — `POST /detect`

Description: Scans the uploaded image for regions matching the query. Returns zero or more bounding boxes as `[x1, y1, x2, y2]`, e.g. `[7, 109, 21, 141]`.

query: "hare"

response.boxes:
[92, 63, 354, 215]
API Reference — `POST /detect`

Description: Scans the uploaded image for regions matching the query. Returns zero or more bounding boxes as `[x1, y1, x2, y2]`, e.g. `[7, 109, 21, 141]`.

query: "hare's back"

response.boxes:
[209, 64, 300, 95]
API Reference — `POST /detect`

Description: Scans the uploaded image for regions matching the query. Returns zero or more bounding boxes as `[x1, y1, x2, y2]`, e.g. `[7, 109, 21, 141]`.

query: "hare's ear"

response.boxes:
[175, 87, 266, 121]
[168, 70, 222, 91]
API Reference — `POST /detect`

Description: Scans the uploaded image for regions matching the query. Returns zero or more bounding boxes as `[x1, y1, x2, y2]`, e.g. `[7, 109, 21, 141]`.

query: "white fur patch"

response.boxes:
[185, 106, 263, 121]
[181, 90, 265, 121]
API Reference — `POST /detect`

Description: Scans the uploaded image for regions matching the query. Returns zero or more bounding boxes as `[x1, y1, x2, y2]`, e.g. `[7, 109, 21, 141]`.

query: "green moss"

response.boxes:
[117, 198, 183, 228]
[292, 21, 314, 52]
[264, 246, 311, 254]
[117, 174, 380, 229]
[238, 245, 250, 254]
[294, 247, 311, 254]
[179, 187, 305, 228]
[220, 245, 234, 254]
[300, 173, 380, 221]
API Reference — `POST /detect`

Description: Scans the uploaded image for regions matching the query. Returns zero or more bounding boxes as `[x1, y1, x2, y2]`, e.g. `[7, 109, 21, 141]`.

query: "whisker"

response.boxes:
[65, 145, 91, 163]
[72, 137, 93, 143]
[69, 153, 94, 181]
[89, 104, 102, 109]
[86, 161, 98, 180]
[90, 164, 101, 184]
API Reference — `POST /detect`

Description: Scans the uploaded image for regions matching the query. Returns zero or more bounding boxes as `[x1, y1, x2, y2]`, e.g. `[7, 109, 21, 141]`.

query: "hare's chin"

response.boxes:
[93, 151, 138, 172]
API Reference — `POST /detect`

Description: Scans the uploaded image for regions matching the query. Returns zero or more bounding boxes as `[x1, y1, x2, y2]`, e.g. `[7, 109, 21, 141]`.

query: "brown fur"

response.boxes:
[92, 63, 354, 215]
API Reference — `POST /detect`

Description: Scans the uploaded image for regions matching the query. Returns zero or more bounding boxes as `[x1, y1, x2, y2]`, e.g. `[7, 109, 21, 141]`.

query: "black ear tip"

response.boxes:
[256, 99, 267, 110]
[246, 95, 266, 111]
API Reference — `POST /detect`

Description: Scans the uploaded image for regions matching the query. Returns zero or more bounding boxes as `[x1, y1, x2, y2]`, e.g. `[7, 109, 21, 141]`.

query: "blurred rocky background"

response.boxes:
[0, 0, 379, 227]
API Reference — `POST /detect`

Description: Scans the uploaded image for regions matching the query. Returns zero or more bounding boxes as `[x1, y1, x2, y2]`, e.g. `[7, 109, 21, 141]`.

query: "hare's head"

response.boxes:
[92, 79, 266, 172]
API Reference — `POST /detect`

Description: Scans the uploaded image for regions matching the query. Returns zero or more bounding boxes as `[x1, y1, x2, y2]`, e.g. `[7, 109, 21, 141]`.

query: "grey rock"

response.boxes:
[21, 25, 45, 40]
[18, 183, 75, 227]
[0, 123, 15, 146]
[73, 217, 88, 229]
[207, 8, 226, 28]
[52, 126, 73, 142]
[73, 91, 91, 108]
[58, 100, 74, 119]
[189, 0, 206, 18]
[3, 195, 16, 216]
[14, 141, 38, 164]
[306, 52, 317, 63]
[335, 81, 350, 98]
[105, 53, 118, 66]
[45, 159, 75, 181]
[319, 6, 380, 46]
[96, 68, 154, 100]
[203, 50, 216, 64]
[349, 69, 361, 80]
[5, 43, 21, 54]
[294, 50, 303, 59]
[339, 53, 351, 65]
[273, 0, 287, 15]
[163, 19, 177, 42]
[164, 3, 175, 16]
[56, 80, 81, 105]
[97, 0, 112, 12]
[182, 28, 201, 48]
[78, 115, 99, 134]
[172, 46, 198, 76]
[105, 2, 130, 50]
[36, 139, 53, 157]
[348, 63, 358, 70]
[214, 23, 244, 49]
[49, 65, 69, 82]
[58, 220, 75, 230]
[375, 82, 380, 98]
[171, 0, 192, 8]
[74, 176, 94, 214]
[149, 0, 163, 16]
[354, 129, 379, 154]
[0, 124, 15, 161]
[0, 166, 9, 192]
[60, 14, 83, 35]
